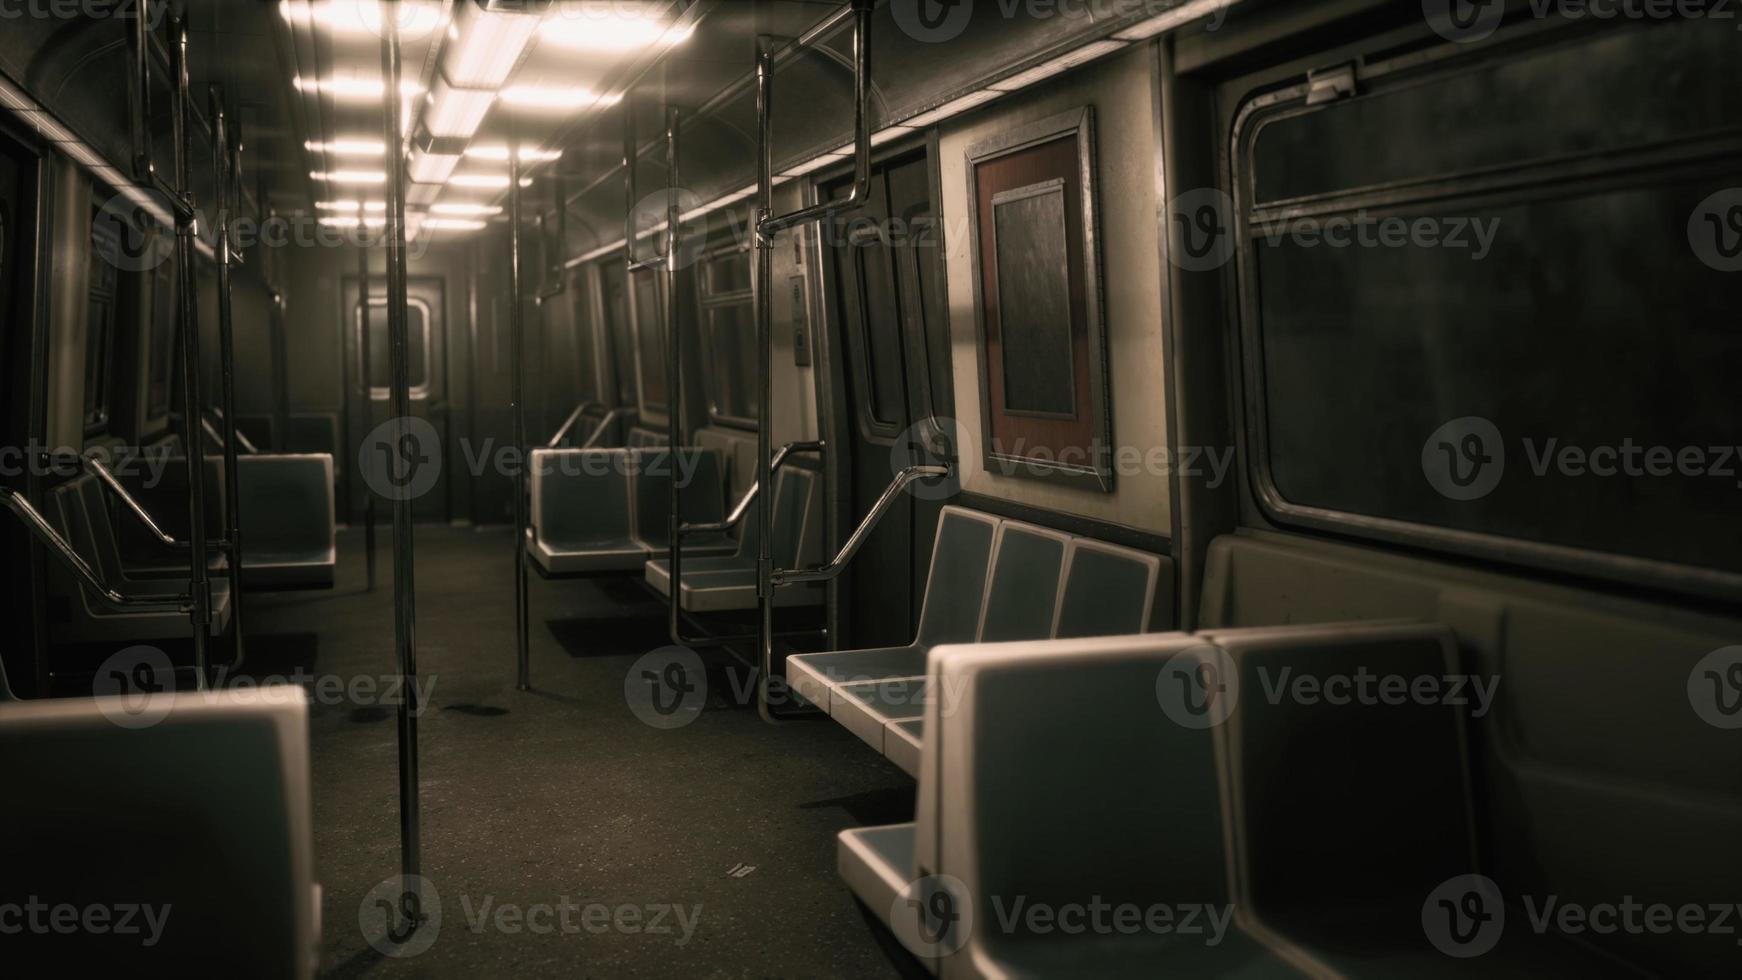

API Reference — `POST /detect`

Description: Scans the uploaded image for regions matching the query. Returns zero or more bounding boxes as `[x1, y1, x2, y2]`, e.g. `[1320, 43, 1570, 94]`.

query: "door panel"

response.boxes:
[827, 150, 955, 649]
[342, 276, 450, 523]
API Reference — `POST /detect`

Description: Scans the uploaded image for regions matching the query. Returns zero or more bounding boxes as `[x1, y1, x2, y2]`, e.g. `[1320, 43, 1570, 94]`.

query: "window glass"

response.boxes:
[1243, 22, 1742, 579]
[632, 271, 667, 411]
[697, 248, 757, 426]
[359, 301, 430, 394]
[85, 209, 122, 433]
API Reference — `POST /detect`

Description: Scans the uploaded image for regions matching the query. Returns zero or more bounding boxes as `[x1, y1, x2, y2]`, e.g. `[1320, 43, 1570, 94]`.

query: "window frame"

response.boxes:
[1227, 20, 1742, 603]
[694, 240, 758, 430]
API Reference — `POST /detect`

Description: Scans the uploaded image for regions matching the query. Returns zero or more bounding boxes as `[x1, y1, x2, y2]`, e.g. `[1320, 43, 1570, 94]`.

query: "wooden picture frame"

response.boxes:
[966, 105, 1112, 491]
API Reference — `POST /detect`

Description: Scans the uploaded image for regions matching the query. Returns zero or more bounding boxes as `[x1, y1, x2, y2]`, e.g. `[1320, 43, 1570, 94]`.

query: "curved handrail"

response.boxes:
[547, 400, 607, 448]
[773, 464, 950, 586]
[685, 440, 823, 535]
[0, 487, 189, 611]
[81, 454, 184, 550]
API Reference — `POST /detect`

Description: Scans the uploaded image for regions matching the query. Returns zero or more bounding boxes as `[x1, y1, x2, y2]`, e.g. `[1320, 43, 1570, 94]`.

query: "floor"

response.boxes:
[247, 525, 924, 979]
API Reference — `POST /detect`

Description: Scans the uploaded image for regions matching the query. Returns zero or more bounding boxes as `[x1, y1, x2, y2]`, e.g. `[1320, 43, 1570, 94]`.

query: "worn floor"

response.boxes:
[246, 525, 923, 979]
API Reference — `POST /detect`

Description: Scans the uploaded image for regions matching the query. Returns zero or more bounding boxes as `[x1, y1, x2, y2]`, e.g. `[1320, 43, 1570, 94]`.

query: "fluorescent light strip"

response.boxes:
[902, 89, 1004, 129]
[447, 8, 541, 88]
[408, 150, 462, 184]
[466, 145, 563, 163]
[537, 9, 687, 51]
[306, 138, 386, 157]
[989, 40, 1127, 91]
[425, 79, 498, 139]
[1113, 0, 1241, 40]
[499, 86, 608, 111]
[422, 218, 489, 231]
[299, 0, 446, 39]
[293, 75, 424, 100]
[447, 174, 533, 189]
[407, 184, 442, 206]
[431, 203, 504, 216]
[311, 170, 388, 184]
[777, 152, 849, 179]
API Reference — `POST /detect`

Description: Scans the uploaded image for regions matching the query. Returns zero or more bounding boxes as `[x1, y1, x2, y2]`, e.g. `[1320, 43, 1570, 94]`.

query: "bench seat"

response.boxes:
[528, 448, 735, 576]
[643, 466, 825, 611]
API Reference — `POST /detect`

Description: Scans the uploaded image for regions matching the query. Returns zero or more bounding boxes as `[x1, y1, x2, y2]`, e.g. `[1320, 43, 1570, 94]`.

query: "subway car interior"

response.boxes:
[0, 0, 1737, 976]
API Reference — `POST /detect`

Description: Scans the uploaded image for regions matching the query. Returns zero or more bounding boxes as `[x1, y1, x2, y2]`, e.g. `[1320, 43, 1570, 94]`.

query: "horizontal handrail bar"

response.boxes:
[581, 407, 632, 449]
[772, 464, 949, 586]
[0, 488, 190, 610]
[683, 440, 823, 535]
[547, 400, 607, 448]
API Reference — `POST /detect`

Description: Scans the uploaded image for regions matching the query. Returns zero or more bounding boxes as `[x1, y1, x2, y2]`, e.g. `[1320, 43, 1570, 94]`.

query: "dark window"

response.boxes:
[358, 300, 430, 395]
[697, 246, 756, 426]
[1239, 19, 1742, 583]
[145, 259, 175, 423]
[631, 270, 668, 414]
[849, 225, 908, 429]
[84, 209, 122, 434]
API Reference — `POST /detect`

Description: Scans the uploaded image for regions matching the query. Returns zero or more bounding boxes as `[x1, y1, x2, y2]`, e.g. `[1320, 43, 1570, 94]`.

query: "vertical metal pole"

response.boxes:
[358, 243, 377, 592]
[509, 136, 531, 692]
[209, 88, 246, 671]
[379, 13, 422, 933]
[662, 106, 685, 651]
[753, 38, 777, 723]
[170, 13, 211, 690]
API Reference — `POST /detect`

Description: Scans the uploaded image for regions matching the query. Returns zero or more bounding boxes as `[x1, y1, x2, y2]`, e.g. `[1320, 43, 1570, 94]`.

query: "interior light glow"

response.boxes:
[431, 203, 504, 216]
[988, 40, 1126, 92]
[424, 79, 498, 139]
[303, 0, 445, 39]
[1112, 0, 1241, 40]
[901, 89, 1002, 128]
[305, 137, 387, 156]
[537, 8, 688, 51]
[447, 9, 541, 88]
[422, 218, 489, 231]
[465, 145, 563, 162]
[408, 150, 462, 184]
[293, 76, 425, 101]
[499, 86, 602, 111]
[311, 170, 388, 184]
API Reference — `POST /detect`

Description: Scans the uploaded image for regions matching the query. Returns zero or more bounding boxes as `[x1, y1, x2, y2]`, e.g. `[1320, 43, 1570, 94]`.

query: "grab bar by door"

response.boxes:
[686, 440, 823, 535]
[79, 454, 193, 551]
[579, 408, 632, 449]
[750, 0, 876, 722]
[773, 464, 949, 586]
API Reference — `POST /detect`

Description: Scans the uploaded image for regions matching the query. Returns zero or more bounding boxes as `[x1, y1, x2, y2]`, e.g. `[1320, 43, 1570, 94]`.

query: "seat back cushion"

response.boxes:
[976, 524, 1068, 642]
[914, 507, 999, 646]
[1206, 622, 1476, 941]
[771, 467, 819, 568]
[633, 448, 725, 549]
[237, 455, 335, 561]
[0, 688, 315, 976]
[922, 635, 1230, 936]
[1054, 540, 1160, 639]
[532, 449, 633, 548]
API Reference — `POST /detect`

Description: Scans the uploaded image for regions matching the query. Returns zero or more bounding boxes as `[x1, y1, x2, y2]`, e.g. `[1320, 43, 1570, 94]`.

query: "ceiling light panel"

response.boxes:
[425, 78, 498, 139]
[447, 8, 542, 88]
[538, 5, 687, 51]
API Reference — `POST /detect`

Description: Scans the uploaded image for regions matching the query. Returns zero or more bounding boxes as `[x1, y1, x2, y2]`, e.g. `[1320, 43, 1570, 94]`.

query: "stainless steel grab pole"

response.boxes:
[752, 0, 875, 723]
[0, 489, 190, 611]
[774, 465, 950, 585]
[357, 240, 377, 591]
[379, 12, 424, 941]
[168, 11, 212, 690]
[547, 400, 606, 448]
[82, 454, 183, 549]
[510, 137, 531, 692]
[210, 88, 246, 672]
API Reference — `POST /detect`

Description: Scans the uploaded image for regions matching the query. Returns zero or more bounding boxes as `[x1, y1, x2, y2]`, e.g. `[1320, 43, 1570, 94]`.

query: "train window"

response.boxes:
[84, 207, 123, 434]
[967, 108, 1112, 490]
[357, 299, 431, 397]
[630, 269, 667, 416]
[145, 259, 175, 423]
[697, 246, 756, 426]
[1238, 20, 1742, 583]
